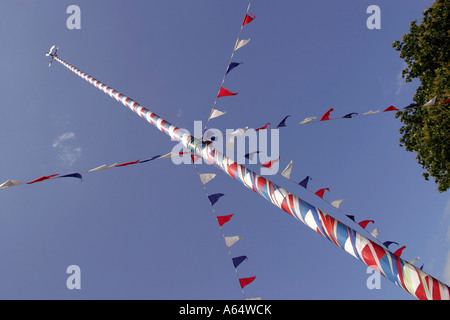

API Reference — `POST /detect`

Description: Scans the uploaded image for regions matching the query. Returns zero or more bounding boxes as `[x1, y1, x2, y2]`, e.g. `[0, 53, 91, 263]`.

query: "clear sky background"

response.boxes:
[0, 0, 448, 300]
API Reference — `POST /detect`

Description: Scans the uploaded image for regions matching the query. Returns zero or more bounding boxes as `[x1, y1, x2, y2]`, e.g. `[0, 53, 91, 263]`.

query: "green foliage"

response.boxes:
[392, 0, 449, 192]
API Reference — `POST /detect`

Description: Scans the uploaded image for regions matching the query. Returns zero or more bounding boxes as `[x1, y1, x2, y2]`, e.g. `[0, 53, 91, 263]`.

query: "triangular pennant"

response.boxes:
[255, 123, 270, 131]
[232, 255, 248, 268]
[342, 112, 358, 118]
[115, 159, 140, 167]
[245, 151, 260, 161]
[59, 173, 82, 180]
[262, 157, 280, 169]
[320, 108, 334, 121]
[88, 163, 117, 172]
[298, 176, 311, 188]
[217, 214, 233, 226]
[403, 103, 420, 109]
[234, 39, 250, 51]
[208, 193, 224, 206]
[26, 174, 59, 184]
[383, 241, 399, 249]
[280, 160, 293, 179]
[0, 179, 23, 189]
[330, 199, 347, 209]
[242, 13, 255, 26]
[299, 116, 317, 124]
[423, 96, 437, 106]
[346, 215, 356, 222]
[276, 115, 291, 128]
[383, 105, 399, 112]
[370, 228, 380, 238]
[209, 108, 227, 120]
[224, 236, 243, 248]
[239, 276, 256, 289]
[226, 62, 242, 75]
[363, 110, 380, 115]
[358, 219, 374, 229]
[393, 245, 406, 257]
[191, 155, 200, 163]
[139, 155, 162, 163]
[199, 173, 216, 185]
[229, 127, 249, 136]
[409, 257, 420, 265]
[314, 188, 330, 198]
[217, 87, 238, 98]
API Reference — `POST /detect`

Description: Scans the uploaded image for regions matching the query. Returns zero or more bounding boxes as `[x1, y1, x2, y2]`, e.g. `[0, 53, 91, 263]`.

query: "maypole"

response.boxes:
[46, 46, 450, 300]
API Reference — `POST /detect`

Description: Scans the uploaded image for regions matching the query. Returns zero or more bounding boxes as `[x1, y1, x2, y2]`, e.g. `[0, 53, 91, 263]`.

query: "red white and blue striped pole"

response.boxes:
[47, 46, 450, 300]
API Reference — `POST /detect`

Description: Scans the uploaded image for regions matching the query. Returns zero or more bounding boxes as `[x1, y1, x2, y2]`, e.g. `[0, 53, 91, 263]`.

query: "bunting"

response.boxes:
[217, 87, 238, 98]
[217, 214, 234, 226]
[232, 256, 248, 268]
[234, 39, 251, 51]
[208, 193, 225, 206]
[394, 246, 406, 257]
[226, 62, 242, 75]
[315, 188, 330, 198]
[239, 276, 256, 289]
[0, 152, 186, 190]
[298, 96, 446, 126]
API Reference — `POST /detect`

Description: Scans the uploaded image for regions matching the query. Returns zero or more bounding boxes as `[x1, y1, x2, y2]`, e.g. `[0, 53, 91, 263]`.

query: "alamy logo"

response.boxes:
[170, 121, 280, 175]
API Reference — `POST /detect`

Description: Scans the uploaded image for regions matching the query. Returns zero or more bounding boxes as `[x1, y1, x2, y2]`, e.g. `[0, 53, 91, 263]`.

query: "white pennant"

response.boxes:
[199, 173, 216, 185]
[409, 257, 420, 265]
[363, 109, 380, 115]
[209, 109, 227, 120]
[0, 179, 23, 189]
[224, 236, 243, 248]
[330, 199, 347, 209]
[280, 160, 293, 179]
[370, 228, 380, 238]
[88, 163, 117, 172]
[299, 116, 317, 124]
[234, 39, 250, 51]
[423, 96, 437, 106]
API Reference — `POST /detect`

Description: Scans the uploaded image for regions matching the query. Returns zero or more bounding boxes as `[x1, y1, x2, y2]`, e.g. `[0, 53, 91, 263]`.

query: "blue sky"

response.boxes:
[0, 0, 448, 299]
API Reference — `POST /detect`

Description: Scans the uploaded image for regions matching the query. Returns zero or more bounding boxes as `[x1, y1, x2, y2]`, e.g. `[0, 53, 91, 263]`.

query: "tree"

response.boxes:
[392, 0, 449, 192]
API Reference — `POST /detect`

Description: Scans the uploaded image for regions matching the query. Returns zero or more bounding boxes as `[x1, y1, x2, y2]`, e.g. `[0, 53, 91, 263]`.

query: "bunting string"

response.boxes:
[202, 0, 255, 135]
[201, 97, 448, 146]
[194, 1, 257, 298]
[193, 162, 257, 299]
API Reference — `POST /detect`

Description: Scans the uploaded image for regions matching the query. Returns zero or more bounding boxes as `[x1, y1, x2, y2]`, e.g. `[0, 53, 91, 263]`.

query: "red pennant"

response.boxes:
[191, 155, 200, 163]
[255, 122, 270, 131]
[443, 99, 450, 104]
[315, 188, 330, 198]
[115, 159, 140, 167]
[26, 174, 59, 184]
[242, 13, 255, 26]
[358, 219, 374, 229]
[393, 245, 406, 257]
[320, 108, 334, 121]
[383, 105, 399, 112]
[262, 157, 280, 169]
[239, 276, 256, 289]
[217, 214, 234, 226]
[217, 87, 238, 98]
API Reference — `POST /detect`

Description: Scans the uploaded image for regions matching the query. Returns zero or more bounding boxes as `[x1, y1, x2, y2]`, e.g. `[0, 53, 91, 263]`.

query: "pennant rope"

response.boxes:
[193, 164, 254, 299]
[202, 0, 255, 135]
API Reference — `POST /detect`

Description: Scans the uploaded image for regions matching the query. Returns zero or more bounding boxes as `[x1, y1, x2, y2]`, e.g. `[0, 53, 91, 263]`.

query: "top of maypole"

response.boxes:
[45, 45, 58, 67]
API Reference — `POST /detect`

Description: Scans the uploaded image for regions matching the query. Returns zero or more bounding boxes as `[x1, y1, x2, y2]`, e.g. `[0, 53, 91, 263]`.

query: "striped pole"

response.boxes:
[47, 48, 450, 300]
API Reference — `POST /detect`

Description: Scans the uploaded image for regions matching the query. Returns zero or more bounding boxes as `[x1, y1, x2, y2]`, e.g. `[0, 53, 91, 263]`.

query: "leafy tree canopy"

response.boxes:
[392, 0, 449, 192]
